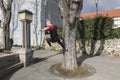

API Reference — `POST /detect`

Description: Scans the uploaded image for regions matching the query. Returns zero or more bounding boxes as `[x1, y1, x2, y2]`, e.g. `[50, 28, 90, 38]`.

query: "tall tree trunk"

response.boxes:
[0, 0, 13, 50]
[56, 0, 83, 70]
[4, 9, 12, 50]
[63, 23, 78, 70]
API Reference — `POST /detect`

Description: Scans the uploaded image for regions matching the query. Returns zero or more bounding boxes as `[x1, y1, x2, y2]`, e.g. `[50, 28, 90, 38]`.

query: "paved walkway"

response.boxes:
[3, 50, 120, 80]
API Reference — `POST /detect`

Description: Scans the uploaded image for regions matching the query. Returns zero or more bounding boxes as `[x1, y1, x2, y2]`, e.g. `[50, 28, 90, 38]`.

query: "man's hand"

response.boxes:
[39, 29, 42, 31]
[39, 26, 49, 32]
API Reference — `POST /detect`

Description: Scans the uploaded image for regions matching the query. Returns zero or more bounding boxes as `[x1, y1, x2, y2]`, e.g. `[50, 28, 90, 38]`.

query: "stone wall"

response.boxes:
[43, 34, 62, 51]
[79, 39, 120, 56]
[102, 39, 120, 56]
[43, 38, 120, 57]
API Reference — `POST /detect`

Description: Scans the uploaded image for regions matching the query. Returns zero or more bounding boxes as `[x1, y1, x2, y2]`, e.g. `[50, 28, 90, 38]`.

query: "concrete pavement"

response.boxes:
[2, 50, 120, 80]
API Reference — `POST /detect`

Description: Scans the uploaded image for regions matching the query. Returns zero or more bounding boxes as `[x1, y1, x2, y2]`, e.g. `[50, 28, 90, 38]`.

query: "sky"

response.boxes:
[1, 0, 120, 19]
[81, 0, 120, 13]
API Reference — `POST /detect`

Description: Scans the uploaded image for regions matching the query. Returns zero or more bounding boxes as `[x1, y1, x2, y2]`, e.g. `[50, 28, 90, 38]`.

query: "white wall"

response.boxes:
[10, 0, 62, 47]
[113, 17, 120, 29]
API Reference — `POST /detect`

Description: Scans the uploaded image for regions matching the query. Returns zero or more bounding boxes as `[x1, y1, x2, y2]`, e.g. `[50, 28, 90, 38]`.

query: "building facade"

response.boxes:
[1, 0, 62, 47]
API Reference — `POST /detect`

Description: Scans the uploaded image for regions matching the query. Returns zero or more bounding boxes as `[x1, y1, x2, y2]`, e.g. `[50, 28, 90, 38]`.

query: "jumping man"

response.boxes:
[39, 19, 66, 52]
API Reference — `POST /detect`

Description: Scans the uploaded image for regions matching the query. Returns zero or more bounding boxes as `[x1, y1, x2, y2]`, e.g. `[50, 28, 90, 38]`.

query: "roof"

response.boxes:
[80, 9, 120, 19]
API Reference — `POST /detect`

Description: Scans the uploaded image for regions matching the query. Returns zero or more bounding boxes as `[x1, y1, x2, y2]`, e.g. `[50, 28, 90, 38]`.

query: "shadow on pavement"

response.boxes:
[2, 68, 22, 80]
[77, 53, 100, 66]
[33, 51, 61, 64]
[2, 50, 61, 80]
[33, 57, 47, 64]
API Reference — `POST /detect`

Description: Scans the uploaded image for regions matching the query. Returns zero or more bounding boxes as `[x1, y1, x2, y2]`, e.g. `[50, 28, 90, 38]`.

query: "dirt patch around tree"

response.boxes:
[49, 63, 95, 79]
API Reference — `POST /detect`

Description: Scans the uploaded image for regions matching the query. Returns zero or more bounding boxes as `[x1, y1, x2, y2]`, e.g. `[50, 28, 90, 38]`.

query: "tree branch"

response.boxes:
[56, 0, 69, 21]
[0, 0, 6, 14]
[7, 0, 13, 10]
[69, 0, 83, 26]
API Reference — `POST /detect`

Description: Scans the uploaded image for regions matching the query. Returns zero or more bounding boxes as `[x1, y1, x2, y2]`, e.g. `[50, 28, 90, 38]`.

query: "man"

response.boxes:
[39, 19, 66, 51]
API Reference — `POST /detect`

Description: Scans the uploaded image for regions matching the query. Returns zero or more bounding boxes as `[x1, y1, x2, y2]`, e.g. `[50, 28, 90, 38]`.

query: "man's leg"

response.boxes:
[56, 39, 68, 54]
[46, 38, 52, 47]
[56, 39, 65, 50]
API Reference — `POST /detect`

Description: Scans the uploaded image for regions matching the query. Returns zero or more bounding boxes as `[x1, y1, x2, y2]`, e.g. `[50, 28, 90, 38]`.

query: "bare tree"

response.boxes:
[0, 0, 13, 50]
[11, 0, 26, 37]
[56, 0, 83, 70]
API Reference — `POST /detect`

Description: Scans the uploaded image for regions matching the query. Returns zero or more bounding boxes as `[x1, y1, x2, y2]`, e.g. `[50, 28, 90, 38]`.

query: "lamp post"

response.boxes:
[95, 0, 99, 18]
[90, 0, 99, 55]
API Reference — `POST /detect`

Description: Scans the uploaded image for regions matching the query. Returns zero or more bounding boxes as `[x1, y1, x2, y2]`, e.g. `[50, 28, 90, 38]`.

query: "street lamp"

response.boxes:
[95, 0, 99, 17]
[90, 0, 99, 55]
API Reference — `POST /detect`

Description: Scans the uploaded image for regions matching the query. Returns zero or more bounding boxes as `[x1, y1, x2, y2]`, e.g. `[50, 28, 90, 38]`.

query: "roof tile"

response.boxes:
[81, 9, 120, 18]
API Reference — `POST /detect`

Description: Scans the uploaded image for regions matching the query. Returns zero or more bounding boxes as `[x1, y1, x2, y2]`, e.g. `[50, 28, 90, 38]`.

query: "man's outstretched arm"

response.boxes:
[39, 27, 49, 31]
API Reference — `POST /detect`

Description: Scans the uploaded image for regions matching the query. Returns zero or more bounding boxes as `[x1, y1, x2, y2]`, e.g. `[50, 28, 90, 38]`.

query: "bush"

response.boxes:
[77, 16, 117, 40]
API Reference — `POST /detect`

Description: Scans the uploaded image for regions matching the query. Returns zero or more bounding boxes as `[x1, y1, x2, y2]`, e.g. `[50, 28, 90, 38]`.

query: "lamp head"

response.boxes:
[95, 0, 98, 3]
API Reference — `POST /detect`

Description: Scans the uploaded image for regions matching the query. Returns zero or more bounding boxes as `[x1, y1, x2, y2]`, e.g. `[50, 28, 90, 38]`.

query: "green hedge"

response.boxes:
[56, 16, 120, 40]
[77, 16, 120, 40]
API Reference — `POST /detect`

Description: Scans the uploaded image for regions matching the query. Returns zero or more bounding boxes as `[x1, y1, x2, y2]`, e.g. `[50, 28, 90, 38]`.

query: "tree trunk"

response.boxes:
[62, 23, 78, 70]
[56, 0, 83, 70]
[4, 10, 12, 50]
[0, 0, 13, 50]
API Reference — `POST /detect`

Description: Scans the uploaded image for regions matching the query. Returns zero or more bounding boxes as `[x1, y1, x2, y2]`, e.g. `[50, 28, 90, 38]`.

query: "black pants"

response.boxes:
[46, 38, 65, 50]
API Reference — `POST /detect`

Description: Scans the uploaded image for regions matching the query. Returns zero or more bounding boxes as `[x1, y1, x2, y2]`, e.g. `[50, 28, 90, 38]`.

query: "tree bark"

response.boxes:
[0, 0, 13, 50]
[56, 0, 83, 70]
